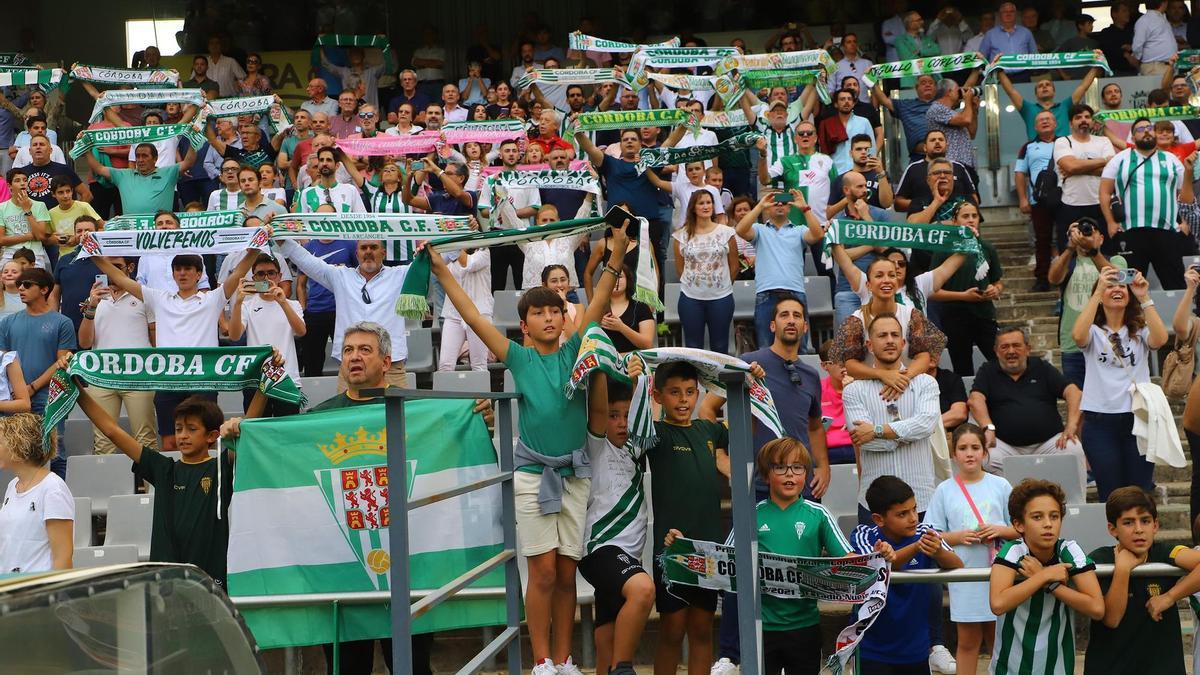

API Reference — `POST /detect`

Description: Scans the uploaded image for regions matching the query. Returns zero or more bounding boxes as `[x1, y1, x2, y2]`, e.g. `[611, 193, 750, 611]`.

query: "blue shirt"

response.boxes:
[979, 25, 1038, 61]
[1014, 138, 1057, 204]
[0, 91, 27, 149]
[831, 114, 876, 174]
[895, 98, 933, 155]
[599, 155, 663, 219]
[739, 347, 821, 456]
[53, 251, 101, 332]
[750, 221, 807, 294]
[0, 310, 77, 412]
[302, 240, 358, 313]
[851, 522, 943, 664]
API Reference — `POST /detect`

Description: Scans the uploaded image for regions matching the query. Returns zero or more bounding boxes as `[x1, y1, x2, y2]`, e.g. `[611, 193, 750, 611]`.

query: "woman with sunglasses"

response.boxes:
[928, 200, 1004, 376]
[1071, 265, 1167, 500]
[829, 256, 947, 399]
[235, 53, 273, 96]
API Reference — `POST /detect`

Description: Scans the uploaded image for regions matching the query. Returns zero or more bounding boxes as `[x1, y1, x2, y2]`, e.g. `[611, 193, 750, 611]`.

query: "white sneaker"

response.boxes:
[532, 658, 557, 675]
[557, 656, 585, 675]
[929, 645, 957, 674]
[711, 657, 740, 674]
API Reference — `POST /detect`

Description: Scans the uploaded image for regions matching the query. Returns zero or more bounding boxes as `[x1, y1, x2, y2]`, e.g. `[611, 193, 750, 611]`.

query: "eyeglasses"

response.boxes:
[890, 259, 908, 268]
[253, 270, 279, 279]
[358, 111, 376, 119]
[247, 58, 260, 65]
[770, 463, 806, 475]
[361, 284, 373, 304]
[222, 166, 239, 172]
[1108, 331, 1125, 359]
[782, 360, 804, 384]
[1133, 124, 1153, 133]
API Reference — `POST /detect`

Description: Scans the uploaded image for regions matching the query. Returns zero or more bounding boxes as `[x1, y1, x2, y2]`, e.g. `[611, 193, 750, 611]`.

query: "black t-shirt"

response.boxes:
[934, 367, 967, 415]
[831, 169, 886, 209]
[134, 448, 234, 586]
[23, 161, 81, 208]
[971, 356, 1069, 445]
[1086, 543, 1187, 675]
[604, 299, 652, 353]
[896, 159, 976, 207]
[53, 251, 100, 332]
[222, 142, 278, 170]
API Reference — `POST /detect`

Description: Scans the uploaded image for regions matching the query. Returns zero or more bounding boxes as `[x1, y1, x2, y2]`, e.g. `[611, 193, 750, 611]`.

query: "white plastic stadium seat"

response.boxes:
[73, 545, 139, 569]
[1003, 455, 1084, 505]
[73, 497, 93, 548]
[104, 494, 155, 561]
[1061, 504, 1112, 556]
[433, 370, 490, 393]
[493, 290, 525, 334]
[66, 454, 135, 515]
[405, 328, 435, 374]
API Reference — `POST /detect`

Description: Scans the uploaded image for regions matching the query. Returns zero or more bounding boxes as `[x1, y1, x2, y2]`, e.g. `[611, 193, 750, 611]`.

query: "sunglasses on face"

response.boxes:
[358, 111, 376, 119]
[797, 130, 816, 137]
[17, 281, 37, 289]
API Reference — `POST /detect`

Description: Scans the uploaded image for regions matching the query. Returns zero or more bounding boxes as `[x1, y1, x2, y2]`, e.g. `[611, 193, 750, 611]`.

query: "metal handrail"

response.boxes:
[360, 387, 523, 675]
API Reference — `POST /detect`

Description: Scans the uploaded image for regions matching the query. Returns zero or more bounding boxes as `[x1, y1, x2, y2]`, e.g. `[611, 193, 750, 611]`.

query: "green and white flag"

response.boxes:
[0, 68, 65, 90]
[88, 89, 207, 123]
[69, 122, 206, 159]
[104, 209, 245, 231]
[1093, 105, 1200, 122]
[572, 108, 694, 132]
[272, 213, 473, 240]
[660, 537, 890, 675]
[1179, 49, 1200, 71]
[516, 68, 625, 91]
[75, 226, 270, 259]
[824, 219, 988, 280]
[69, 63, 180, 87]
[43, 346, 304, 441]
[635, 131, 761, 174]
[568, 32, 680, 53]
[861, 52, 986, 88]
[227, 401, 506, 648]
[983, 51, 1111, 81]
[206, 95, 292, 134]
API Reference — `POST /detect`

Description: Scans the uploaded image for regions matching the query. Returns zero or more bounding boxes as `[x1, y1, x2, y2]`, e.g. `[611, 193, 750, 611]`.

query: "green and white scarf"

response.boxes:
[104, 210, 245, 231]
[626, 47, 739, 89]
[565, 325, 784, 447]
[1094, 105, 1200, 122]
[659, 537, 889, 675]
[716, 70, 830, 108]
[823, 219, 988, 280]
[69, 122, 206, 159]
[635, 131, 762, 174]
[272, 213, 472, 240]
[644, 72, 718, 91]
[1178, 49, 1200, 71]
[572, 108, 694, 132]
[516, 68, 624, 91]
[69, 63, 180, 87]
[861, 52, 986, 88]
[568, 33, 680, 53]
[75, 226, 270, 259]
[487, 169, 602, 196]
[397, 216, 609, 318]
[983, 51, 1111, 81]
[44, 346, 305, 441]
[88, 89, 207, 123]
[207, 95, 292, 134]
[312, 34, 393, 66]
[0, 68, 66, 90]
[0, 53, 32, 68]
[714, 50, 836, 77]
[701, 109, 752, 128]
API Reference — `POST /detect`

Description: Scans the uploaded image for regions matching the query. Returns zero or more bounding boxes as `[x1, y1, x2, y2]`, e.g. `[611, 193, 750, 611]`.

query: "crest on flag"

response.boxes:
[316, 464, 397, 588]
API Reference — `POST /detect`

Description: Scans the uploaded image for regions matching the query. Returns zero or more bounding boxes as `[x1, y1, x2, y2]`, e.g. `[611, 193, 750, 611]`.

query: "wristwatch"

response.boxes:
[985, 423, 996, 432]
[873, 423, 884, 437]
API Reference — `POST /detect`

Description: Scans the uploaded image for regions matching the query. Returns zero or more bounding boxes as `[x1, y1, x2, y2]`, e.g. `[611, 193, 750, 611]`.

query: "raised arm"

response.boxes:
[206, 122, 229, 154]
[429, 248, 511, 361]
[400, 159, 432, 211]
[84, 151, 112, 180]
[92, 255, 144, 302]
[572, 114, 607, 167]
[1175, 268, 1199, 335]
[221, 248, 260, 300]
[1072, 61, 1102, 104]
[927, 253, 967, 291]
[77, 383, 142, 462]
[996, 69, 1023, 109]
[177, 144, 198, 174]
[871, 81, 895, 114]
[581, 220, 631, 327]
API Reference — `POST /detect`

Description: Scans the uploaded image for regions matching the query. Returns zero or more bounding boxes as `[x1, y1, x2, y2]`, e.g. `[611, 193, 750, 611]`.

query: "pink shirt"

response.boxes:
[820, 377, 853, 448]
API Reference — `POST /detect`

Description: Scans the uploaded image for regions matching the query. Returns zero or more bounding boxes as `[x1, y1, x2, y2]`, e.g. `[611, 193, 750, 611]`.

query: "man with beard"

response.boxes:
[968, 326, 1086, 495]
[1055, 104, 1116, 254]
[295, 147, 366, 213]
[1100, 115, 1195, 289]
[479, 138, 540, 290]
[819, 89, 876, 174]
[895, 129, 978, 213]
[995, 53, 1103, 141]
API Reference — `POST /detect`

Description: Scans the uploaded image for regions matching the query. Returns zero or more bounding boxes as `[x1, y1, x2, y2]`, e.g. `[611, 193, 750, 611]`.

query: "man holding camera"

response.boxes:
[1099, 115, 1195, 290]
[828, 136, 894, 217]
[1053, 104, 1114, 255]
[1047, 219, 1111, 386]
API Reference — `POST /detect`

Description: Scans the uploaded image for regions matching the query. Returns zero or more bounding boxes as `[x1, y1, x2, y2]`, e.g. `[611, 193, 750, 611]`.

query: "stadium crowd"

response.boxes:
[7, 1, 1200, 673]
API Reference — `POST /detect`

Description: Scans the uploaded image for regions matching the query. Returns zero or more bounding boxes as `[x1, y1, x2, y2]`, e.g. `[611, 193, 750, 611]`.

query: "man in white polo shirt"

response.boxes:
[77, 255, 158, 454]
[93, 244, 259, 451]
[276, 237, 411, 391]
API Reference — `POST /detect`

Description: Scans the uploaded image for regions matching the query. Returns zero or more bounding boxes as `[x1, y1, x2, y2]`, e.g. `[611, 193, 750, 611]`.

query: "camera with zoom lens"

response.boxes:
[1075, 218, 1097, 237]
[964, 86, 982, 98]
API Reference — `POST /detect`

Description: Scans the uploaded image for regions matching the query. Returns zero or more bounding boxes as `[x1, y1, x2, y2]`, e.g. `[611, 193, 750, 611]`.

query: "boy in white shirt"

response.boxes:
[228, 253, 305, 416]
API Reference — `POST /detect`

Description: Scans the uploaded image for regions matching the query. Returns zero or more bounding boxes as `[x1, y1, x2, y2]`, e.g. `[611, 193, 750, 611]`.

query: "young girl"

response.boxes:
[543, 264, 582, 342]
[524, 143, 545, 166]
[462, 142, 487, 192]
[924, 423, 1019, 675]
[672, 189, 738, 353]
[0, 413, 73, 573]
[438, 248, 492, 371]
[257, 164, 287, 205]
[0, 261, 23, 316]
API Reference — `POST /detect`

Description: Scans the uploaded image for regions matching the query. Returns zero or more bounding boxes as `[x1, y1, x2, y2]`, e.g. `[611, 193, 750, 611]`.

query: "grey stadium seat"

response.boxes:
[66, 454, 135, 515]
[104, 493, 155, 561]
[73, 545, 139, 569]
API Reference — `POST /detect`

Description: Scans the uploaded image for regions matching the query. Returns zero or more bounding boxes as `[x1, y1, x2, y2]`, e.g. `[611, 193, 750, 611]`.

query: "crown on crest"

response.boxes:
[320, 427, 387, 464]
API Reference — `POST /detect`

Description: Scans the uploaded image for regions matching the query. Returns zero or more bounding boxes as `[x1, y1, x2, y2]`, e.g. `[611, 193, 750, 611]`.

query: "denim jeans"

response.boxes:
[1060, 351, 1085, 389]
[679, 292, 734, 353]
[1081, 411, 1155, 501]
[754, 290, 808, 352]
[834, 289, 861, 335]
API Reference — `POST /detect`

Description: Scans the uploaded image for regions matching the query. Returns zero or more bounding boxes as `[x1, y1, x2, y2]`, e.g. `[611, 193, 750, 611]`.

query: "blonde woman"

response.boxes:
[0, 413, 73, 572]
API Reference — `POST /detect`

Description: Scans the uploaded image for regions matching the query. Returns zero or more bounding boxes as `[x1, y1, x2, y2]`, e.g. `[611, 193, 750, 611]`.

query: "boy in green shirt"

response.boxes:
[47, 175, 102, 256]
[989, 479, 1104, 675]
[1085, 487, 1200, 675]
[651, 361, 728, 675]
[430, 220, 629, 675]
[754, 436, 851, 674]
